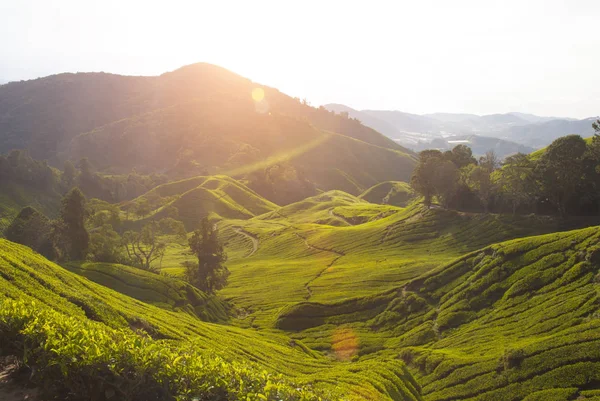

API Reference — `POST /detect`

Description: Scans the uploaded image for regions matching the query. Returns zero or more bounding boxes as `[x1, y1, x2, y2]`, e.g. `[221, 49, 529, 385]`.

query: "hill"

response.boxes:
[272, 224, 600, 400]
[360, 181, 415, 207]
[324, 104, 595, 152]
[125, 175, 278, 229]
[63, 261, 229, 322]
[0, 64, 415, 202]
[0, 238, 421, 400]
[213, 202, 597, 329]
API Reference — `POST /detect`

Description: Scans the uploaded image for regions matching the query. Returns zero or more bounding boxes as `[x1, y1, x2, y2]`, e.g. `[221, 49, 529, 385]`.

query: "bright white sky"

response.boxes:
[1, 0, 599, 118]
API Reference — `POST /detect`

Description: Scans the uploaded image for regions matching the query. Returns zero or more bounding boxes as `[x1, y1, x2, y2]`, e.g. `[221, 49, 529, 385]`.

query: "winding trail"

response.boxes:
[232, 227, 259, 257]
[294, 232, 345, 300]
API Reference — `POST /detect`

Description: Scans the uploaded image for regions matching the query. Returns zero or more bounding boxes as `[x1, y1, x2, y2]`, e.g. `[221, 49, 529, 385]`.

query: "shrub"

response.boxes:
[0, 299, 326, 401]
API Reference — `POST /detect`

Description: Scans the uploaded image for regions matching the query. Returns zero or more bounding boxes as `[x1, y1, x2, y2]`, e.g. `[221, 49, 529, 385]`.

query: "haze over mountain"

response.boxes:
[0, 64, 415, 205]
[325, 103, 597, 155]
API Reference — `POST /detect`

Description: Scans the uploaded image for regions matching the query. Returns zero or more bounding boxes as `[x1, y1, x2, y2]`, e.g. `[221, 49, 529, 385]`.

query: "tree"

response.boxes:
[59, 187, 89, 260]
[122, 222, 166, 272]
[494, 153, 535, 215]
[135, 199, 151, 219]
[5, 207, 54, 258]
[465, 165, 495, 213]
[411, 150, 443, 208]
[88, 224, 123, 263]
[62, 160, 77, 188]
[445, 144, 477, 169]
[479, 150, 500, 172]
[536, 135, 587, 217]
[185, 218, 228, 293]
[433, 160, 459, 209]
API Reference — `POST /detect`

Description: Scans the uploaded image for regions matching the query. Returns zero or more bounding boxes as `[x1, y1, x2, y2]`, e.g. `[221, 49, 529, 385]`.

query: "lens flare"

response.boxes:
[251, 87, 265, 102]
[332, 327, 359, 361]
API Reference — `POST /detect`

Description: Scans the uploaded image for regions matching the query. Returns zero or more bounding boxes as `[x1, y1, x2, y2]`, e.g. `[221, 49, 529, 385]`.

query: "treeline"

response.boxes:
[0, 149, 167, 203]
[5, 188, 228, 294]
[411, 121, 600, 217]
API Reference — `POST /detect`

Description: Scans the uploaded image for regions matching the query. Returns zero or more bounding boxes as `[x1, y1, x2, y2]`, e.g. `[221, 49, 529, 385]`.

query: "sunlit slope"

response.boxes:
[63, 261, 229, 322]
[0, 239, 421, 400]
[0, 64, 415, 184]
[127, 175, 278, 229]
[402, 226, 600, 400]
[71, 99, 415, 198]
[275, 225, 600, 400]
[218, 200, 583, 328]
[360, 181, 415, 207]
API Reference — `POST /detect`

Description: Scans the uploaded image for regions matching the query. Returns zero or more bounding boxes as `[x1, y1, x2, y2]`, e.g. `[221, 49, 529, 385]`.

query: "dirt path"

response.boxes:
[294, 232, 345, 300]
[233, 227, 259, 257]
[0, 362, 39, 401]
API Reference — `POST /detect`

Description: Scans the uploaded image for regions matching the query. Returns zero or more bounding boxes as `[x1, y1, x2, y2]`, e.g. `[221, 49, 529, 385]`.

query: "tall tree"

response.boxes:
[411, 150, 443, 208]
[62, 160, 77, 188]
[59, 187, 89, 260]
[445, 144, 477, 169]
[465, 165, 495, 213]
[479, 150, 500, 172]
[433, 160, 459, 209]
[494, 153, 535, 215]
[186, 218, 228, 293]
[536, 135, 587, 217]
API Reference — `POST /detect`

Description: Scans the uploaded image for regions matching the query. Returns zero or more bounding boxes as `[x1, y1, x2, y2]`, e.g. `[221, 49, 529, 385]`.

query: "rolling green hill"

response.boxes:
[125, 175, 278, 229]
[269, 224, 600, 400]
[211, 201, 596, 330]
[0, 238, 421, 400]
[360, 181, 416, 207]
[63, 261, 229, 322]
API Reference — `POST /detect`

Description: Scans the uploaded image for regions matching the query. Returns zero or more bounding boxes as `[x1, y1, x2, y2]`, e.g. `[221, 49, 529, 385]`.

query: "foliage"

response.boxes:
[0, 299, 327, 401]
[186, 217, 229, 293]
[536, 135, 587, 216]
[122, 221, 167, 272]
[4, 206, 54, 257]
[88, 224, 124, 263]
[59, 187, 90, 260]
[411, 150, 459, 208]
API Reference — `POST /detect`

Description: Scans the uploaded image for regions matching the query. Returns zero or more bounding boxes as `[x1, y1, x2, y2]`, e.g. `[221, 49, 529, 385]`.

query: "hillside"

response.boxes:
[125, 175, 278, 229]
[212, 201, 597, 329]
[360, 181, 415, 207]
[272, 224, 600, 400]
[0, 238, 421, 400]
[63, 261, 229, 322]
[0, 65, 414, 191]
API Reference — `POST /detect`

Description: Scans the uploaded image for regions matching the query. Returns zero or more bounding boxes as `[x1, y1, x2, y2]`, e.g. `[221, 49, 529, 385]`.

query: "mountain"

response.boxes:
[324, 104, 596, 153]
[414, 134, 534, 156]
[0, 64, 416, 204]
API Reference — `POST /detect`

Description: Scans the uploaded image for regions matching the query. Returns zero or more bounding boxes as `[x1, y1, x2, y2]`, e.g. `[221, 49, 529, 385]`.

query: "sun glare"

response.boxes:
[251, 87, 265, 102]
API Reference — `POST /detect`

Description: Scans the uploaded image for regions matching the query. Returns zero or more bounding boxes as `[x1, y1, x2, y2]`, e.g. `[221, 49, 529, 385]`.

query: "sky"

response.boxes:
[1, 0, 599, 119]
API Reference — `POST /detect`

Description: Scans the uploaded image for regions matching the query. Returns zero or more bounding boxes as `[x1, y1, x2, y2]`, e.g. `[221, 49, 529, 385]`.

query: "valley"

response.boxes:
[1, 63, 600, 401]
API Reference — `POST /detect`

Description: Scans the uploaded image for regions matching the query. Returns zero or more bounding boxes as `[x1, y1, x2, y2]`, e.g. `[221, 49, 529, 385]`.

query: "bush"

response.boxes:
[0, 299, 327, 401]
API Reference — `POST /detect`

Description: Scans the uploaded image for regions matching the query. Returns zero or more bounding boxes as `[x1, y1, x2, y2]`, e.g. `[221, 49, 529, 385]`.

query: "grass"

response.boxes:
[264, 223, 600, 400]
[0, 238, 421, 400]
[5, 180, 600, 400]
[63, 261, 229, 322]
[359, 181, 415, 207]
[123, 175, 278, 230]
